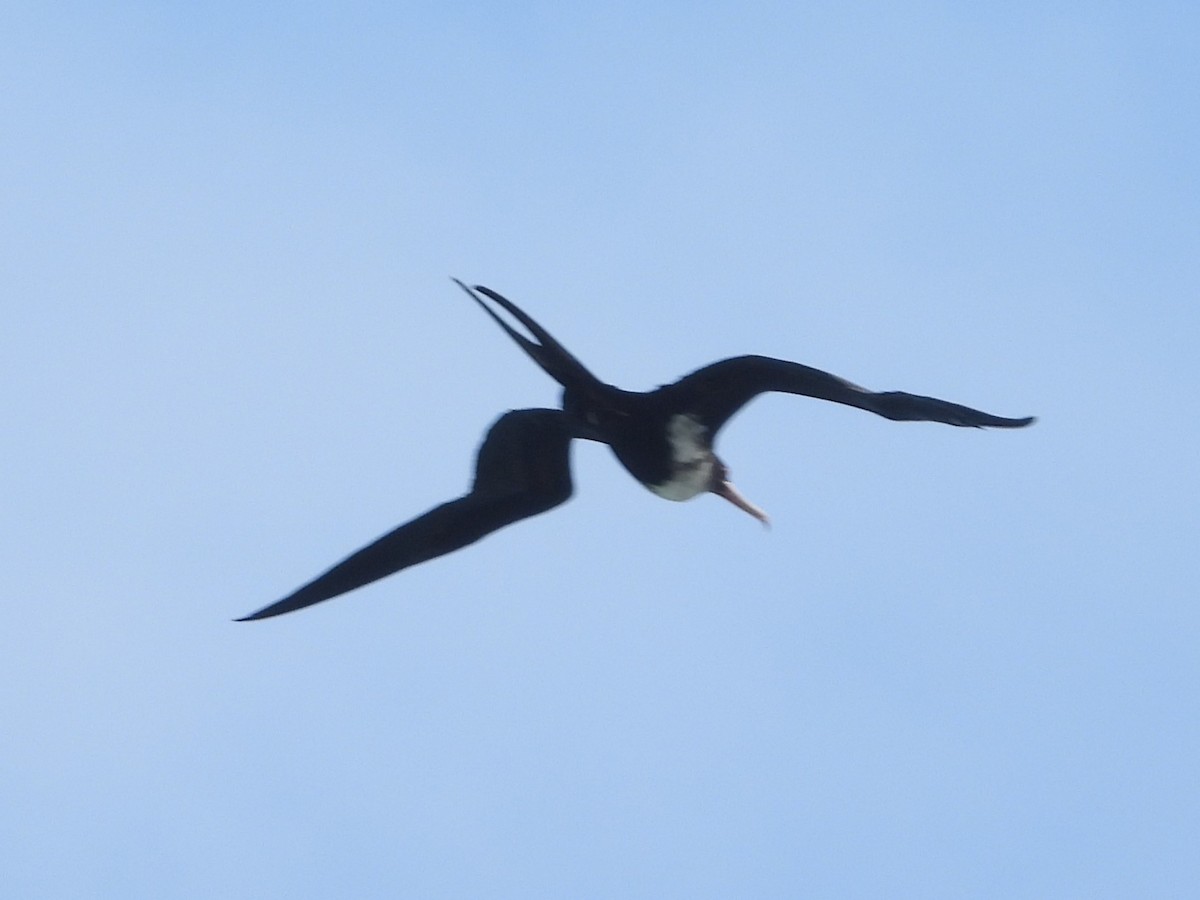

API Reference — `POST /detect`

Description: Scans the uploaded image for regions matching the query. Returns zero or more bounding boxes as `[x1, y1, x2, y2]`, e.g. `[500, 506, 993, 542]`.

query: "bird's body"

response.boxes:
[237, 282, 1034, 621]
[645, 414, 719, 501]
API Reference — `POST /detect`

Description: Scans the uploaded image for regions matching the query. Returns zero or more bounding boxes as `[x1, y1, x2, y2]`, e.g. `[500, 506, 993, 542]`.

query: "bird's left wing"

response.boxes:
[237, 408, 573, 621]
[661, 355, 1035, 436]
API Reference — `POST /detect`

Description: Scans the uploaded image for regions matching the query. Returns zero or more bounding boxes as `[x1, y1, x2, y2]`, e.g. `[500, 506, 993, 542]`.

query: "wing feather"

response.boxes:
[237, 408, 573, 621]
[662, 355, 1035, 435]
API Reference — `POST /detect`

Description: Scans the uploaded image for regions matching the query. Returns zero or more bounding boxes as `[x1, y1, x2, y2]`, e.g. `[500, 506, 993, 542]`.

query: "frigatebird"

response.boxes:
[237, 280, 1034, 621]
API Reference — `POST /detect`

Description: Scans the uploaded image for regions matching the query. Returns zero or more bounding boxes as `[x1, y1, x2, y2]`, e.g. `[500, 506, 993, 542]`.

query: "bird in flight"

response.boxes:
[237, 280, 1034, 620]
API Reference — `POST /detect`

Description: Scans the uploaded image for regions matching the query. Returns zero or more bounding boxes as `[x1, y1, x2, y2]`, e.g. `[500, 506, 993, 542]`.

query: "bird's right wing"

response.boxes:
[663, 355, 1035, 436]
[237, 408, 574, 621]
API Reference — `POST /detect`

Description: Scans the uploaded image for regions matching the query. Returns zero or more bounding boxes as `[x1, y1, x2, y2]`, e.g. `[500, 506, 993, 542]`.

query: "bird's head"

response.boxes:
[709, 457, 771, 528]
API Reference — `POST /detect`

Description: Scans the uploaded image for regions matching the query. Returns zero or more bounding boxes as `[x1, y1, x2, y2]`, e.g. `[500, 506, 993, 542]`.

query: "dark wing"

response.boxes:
[236, 408, 574, 621]
[660, 355, 1035, 436]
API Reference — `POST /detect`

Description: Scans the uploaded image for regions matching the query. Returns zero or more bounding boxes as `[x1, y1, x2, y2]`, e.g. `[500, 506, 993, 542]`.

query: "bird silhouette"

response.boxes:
[237, 280, 1033, 620]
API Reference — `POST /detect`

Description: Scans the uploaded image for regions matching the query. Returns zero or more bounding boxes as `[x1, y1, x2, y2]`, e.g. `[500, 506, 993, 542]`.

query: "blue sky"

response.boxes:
[2, 2, 1197, 897]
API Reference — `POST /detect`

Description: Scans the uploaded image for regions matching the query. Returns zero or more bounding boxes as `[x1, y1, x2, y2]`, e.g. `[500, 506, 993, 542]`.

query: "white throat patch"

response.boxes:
[647, 414, 714, 501]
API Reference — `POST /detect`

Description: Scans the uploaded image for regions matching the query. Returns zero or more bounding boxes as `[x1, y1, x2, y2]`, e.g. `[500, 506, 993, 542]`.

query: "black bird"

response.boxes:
[237, 281, 1034, 621]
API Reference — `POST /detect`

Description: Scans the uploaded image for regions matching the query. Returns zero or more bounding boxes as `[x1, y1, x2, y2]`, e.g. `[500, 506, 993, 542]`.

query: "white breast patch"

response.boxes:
[646, 414, 714, 501]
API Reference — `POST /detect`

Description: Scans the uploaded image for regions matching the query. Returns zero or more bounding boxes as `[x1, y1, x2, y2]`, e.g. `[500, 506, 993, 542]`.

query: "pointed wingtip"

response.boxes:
[976, 413, 1036, 429]
[1003, 415, 1037, 428]
[234, 604, 283, 622]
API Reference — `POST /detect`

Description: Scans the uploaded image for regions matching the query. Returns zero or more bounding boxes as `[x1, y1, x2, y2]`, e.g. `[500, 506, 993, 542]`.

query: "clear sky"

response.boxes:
[3, 2, 1197, 897]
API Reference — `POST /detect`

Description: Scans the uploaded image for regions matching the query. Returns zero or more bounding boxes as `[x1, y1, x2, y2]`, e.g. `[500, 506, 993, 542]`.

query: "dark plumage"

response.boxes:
[237, 281, 1033, 620]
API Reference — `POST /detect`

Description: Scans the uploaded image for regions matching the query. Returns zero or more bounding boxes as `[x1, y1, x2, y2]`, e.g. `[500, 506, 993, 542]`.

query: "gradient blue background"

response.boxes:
[3, 3, 1197, 897]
